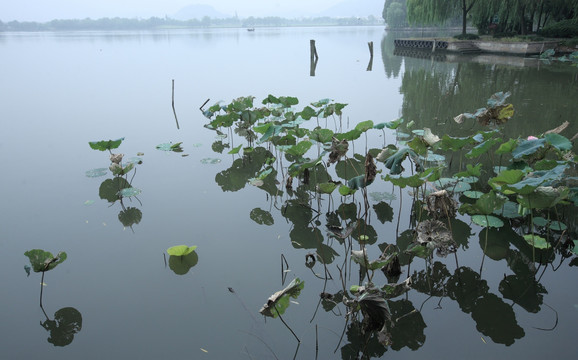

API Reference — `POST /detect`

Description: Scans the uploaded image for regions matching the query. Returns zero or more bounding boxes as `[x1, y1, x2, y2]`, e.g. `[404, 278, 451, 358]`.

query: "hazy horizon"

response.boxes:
[0, 0, 384, 22]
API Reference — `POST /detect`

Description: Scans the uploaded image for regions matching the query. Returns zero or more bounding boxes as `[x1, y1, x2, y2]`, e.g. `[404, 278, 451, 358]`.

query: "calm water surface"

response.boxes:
[1, 26, 577, 359]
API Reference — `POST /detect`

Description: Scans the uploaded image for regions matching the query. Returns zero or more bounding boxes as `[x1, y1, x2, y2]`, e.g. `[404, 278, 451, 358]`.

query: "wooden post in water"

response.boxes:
[172, 79, 180, 130]
[367, 41, 374, 71]
[310, 40, 319, 76]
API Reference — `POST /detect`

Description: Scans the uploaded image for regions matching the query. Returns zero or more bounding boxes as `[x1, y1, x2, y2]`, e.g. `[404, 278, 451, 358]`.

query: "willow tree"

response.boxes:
[407, 0, 478, 35]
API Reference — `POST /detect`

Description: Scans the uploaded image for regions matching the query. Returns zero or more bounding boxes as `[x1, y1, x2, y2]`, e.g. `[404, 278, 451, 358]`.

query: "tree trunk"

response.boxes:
[462, 0, 467, 35]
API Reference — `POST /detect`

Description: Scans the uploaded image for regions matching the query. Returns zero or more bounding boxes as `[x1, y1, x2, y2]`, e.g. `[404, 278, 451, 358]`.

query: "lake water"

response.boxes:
[1, 26, 577, 359]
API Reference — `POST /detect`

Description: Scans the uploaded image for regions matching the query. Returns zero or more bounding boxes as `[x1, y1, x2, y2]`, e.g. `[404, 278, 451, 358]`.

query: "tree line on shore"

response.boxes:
[383, 0, 578, 37]
[0, 15, 383, 32]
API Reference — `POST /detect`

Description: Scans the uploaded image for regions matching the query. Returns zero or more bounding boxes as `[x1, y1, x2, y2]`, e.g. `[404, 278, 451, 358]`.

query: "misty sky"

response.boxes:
[0, 0, 358, 22]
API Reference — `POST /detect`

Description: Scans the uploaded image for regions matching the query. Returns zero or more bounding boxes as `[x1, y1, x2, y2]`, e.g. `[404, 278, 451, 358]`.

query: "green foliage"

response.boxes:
[259, 278, 305, 318]
[89, 138, 124, 151]
[167, 245, 197, 256]
[539, 19, 578, 38]
[24, 249, 67, 273]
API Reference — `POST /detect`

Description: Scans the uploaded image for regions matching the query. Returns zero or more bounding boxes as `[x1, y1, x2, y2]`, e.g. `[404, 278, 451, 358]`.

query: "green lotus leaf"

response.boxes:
[200, 158, 221, 164]
[493, 201, 521, 219]
[24, 249, 67, 273]
[512, 138, 547, 159]
[459, 191, 507, 215]
[471, 215, 504, 228]
[339, 185, 356, 196]
[523, 234, 551, 249]
[316, 182, 339, 194]
[532, 217, 549, 227]
[348, 174, 372, 190]
[167, 245, 197, 256]
[285, 140, 312, 157]
[466, 138, 502, 159]
[310, 128, 334, 143]
[259, 278, 304, 318]
[118, 187, 141, 197]
[495, 138, 518, 155]
[549, 221, 567, 231]
[355, 120, 374, 133]
[545, 133, 572, 151]
[440, 135, 474, 151]
[228, 144, 242, 154]
[89, 138, 124, 151]
[463, 191, 484, 199]
[85, 168, 108, 178]
[335, 129, 362, 141]
[385, 118, 403, 129]
[517, 186, 569, 209]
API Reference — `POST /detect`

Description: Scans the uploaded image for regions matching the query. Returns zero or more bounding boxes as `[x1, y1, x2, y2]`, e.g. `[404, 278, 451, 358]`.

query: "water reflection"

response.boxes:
[40, 307, 83, 347]
[198, 91, 577, 358]
[87, 140, 144, 230]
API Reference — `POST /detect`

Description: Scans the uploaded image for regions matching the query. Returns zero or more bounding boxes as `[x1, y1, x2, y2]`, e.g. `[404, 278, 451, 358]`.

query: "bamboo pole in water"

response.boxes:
[172, 79, 180, 130]
[367, 41, 374, 71]
[310, 40, 319, 76]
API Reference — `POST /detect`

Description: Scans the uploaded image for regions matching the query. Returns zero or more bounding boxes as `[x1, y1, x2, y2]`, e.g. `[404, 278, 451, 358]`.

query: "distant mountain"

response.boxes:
[317, 0, 384, 18]
[173, 4, 231, 20]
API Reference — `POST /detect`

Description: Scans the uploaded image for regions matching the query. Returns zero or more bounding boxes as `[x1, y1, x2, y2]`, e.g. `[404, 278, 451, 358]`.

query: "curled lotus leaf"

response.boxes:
[259, 278, 304, 318]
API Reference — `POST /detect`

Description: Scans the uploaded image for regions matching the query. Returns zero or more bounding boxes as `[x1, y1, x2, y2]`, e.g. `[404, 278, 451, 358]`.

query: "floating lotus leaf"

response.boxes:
[549, 221, 567, 231]
[118, 187, 141, 197]
[369, 192, 397, 202]
[259, 278, 304, 318]
[89, 138, 124, 151]
[523, 234, 551, 249]
[463, 191, 484, 199]
[24, 249, 67, 273]
[532, 217, 549, 226]
[200, 158, 221, 164]
[472, 215, 504, 228]
[156, 142, 183, 152]
[85, 168, 108, 178]
[167, 245, 197, 256]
